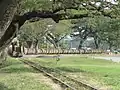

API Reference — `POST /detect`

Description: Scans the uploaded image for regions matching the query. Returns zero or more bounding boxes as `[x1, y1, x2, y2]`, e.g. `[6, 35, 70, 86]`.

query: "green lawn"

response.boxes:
[28, 56, 120, 90]
[0, 58, 52, 90]
[1, 56, 120, 90]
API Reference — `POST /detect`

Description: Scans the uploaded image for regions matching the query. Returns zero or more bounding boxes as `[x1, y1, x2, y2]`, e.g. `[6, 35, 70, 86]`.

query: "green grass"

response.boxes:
[28, 56, 120, 90]
[0, 58, 52, 90]
[1, 56, 120, 90]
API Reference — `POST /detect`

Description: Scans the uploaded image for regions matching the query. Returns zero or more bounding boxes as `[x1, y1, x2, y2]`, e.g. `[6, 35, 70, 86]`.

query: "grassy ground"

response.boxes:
[1, 56, 120, 90]
[0, 58, 52, 90]
[28, 56, 120, 90]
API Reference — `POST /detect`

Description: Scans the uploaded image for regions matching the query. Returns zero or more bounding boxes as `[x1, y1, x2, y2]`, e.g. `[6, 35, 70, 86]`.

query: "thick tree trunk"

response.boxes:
[26, 41, 34, 54]
[21, 43, 25, 54]
[78, 40, 84, 49]
[21, 42, 27, 55]
[0, 48, 7, 65]
[11, 43, 15, 54]
[0, 22, 19, 53]
[94, 38, 100, 49]
[109, 44, 112, 51]
[0, 0, 18, 52]
[18, 42, 23, 56]
[18, 42, 23, 55]
[94, 40, 99, 49]
[0, 0, 17, 36]
[35, 40, 39, 54]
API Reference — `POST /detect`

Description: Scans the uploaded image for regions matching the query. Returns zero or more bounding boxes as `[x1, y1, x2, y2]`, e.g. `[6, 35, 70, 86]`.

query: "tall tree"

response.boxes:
[47, 20, 72, 48]
[71, 16, 120, 50]
[18, 19, 55, 54]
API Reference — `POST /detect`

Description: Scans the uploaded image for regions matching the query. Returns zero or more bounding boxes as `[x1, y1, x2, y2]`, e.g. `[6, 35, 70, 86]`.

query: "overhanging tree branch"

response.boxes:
[14, 0, 118, 28]
[18, 9, 115, 28]
[17, 11, 90, 27]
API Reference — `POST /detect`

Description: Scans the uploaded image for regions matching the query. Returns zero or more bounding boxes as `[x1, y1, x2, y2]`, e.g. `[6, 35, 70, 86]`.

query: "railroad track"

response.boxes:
[20, 59, 98, 90]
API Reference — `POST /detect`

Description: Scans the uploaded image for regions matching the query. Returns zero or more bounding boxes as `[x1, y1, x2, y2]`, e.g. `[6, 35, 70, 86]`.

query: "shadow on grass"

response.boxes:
[0, 82, 15, 90]
[0, 59, 22, 70]
[0, 62, 22, 70]
[56, 67, 86, 73]
[0, 64, 37, 73]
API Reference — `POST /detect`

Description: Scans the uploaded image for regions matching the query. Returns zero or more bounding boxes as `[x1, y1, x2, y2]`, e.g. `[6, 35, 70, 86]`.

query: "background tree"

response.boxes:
[18, 19, 55, 54]
[98, 18, 120, 50]
[19, 19, 72, 52]
[71, 16, 120, 50]
[46, 20, 73, 48]
[70, 17, 103, 49]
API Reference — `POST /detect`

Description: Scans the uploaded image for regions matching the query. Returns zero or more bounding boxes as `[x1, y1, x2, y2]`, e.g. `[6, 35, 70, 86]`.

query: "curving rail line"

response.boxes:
[20, 59, 98, 90]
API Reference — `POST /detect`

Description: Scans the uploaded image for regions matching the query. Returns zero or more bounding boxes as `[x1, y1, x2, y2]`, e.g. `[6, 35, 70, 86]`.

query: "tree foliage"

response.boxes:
[18, 19, 54, 41]
[0, 0, 120, 52]
[71, 16, 120, 50]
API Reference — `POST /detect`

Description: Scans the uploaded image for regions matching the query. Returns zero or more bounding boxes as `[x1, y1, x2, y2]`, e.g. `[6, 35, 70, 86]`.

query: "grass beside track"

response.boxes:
[0, 58, 52, 90]
[27, 56, 120, 90]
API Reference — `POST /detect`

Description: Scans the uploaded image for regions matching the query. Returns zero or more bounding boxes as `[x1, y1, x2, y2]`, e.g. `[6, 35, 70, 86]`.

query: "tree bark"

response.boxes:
[94, 37, 100, 49]
[35, 40, 39, 54]
[78, 40, 84, 49]
[0, 0, 18, 52]
[0, 48, 7, 65]
[11, 43, 15, 54]
[0, 22, 19, 52]
[26, 41, 34, 54]
[109, 43, 112, 51]
[0, 0, 17, 37]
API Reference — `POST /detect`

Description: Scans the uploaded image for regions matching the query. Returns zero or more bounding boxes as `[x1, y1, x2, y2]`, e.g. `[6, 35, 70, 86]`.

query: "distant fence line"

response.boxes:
[27, 49, 104, 54]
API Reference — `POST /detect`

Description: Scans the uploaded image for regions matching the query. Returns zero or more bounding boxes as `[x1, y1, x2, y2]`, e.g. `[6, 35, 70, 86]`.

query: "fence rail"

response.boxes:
[27, 49, 104, 54]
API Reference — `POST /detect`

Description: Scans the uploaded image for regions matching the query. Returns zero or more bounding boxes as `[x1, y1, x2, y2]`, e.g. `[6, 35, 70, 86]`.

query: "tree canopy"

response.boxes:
[71, 16, 120, 50]
[0, 0, 120, 51]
